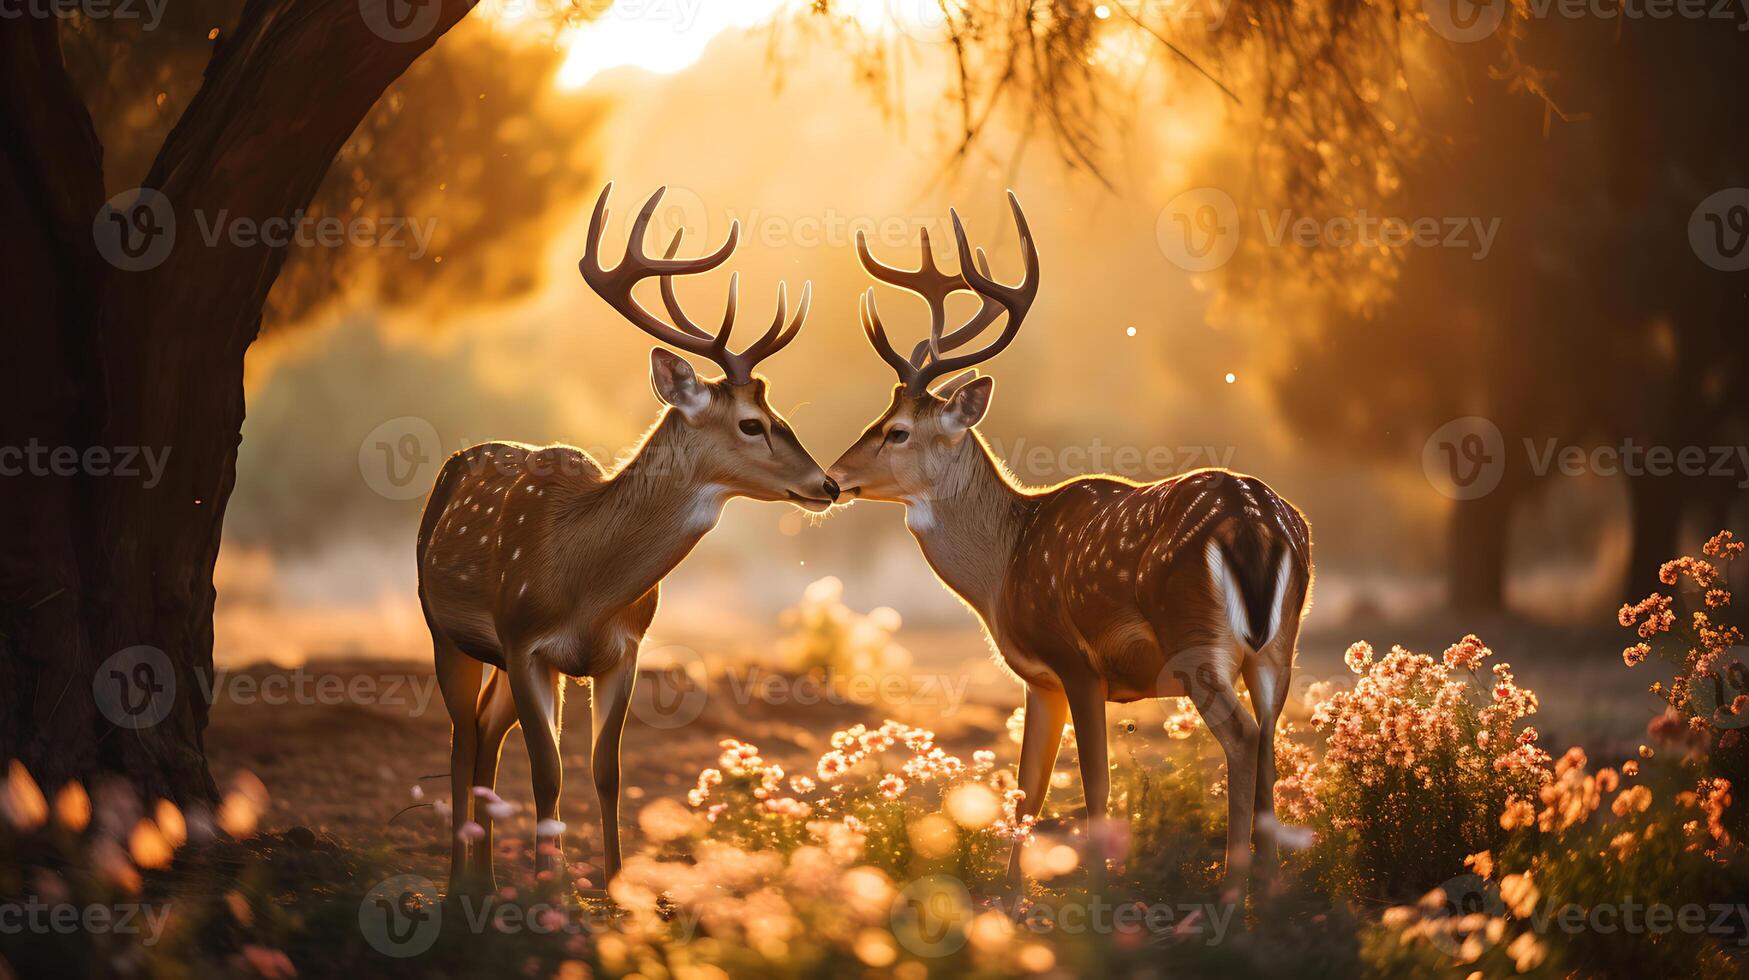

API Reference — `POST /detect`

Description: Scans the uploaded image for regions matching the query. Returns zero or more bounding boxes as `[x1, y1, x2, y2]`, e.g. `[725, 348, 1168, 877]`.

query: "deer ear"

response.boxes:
[941, 375, 993, 435]
[650, 348, 710, 420]
[930, 368, 981, 399]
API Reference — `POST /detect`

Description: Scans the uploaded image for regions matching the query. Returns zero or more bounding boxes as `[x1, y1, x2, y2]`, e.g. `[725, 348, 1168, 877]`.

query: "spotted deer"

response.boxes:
[826, 192, 1313, 903]
[417, 184, 839, 894]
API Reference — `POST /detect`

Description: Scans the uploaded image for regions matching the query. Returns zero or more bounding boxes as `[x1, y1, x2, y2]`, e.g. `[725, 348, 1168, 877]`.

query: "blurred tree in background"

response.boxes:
[4, 0, 1742, 801]
[863, 1, 1748, 611]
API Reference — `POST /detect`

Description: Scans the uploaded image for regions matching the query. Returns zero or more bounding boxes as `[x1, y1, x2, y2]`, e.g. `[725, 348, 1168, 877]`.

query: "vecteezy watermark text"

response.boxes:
[0, 441, 171, 488]
[1422, 417, 1749, 500]
[94, 648, 442, 730]
[986, 437, 1234, 483]
[1424, 0, 1749, 45]
[0, 0, 168, 29]
[190, 210, 436, 260]
[1157, 188, 1500, 272]
[94, 187, 438, 272]
[359, 874, 700, 957]
[0, 899, 171, 945]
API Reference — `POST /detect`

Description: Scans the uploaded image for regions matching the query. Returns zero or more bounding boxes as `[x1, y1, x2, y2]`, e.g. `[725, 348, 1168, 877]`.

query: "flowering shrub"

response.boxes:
[675, 723, 1030, 885]
[1362, 532, 1749, 976]
[12, 541, 1749, 977]
[1619, 530, 1749, 834]
[1299, 635, 1552, 897]
[0, 765, 302, 976]
[779, 576, 909, 688]
[592, 723, 1067, 975]
[1373, 747, 1743, 977]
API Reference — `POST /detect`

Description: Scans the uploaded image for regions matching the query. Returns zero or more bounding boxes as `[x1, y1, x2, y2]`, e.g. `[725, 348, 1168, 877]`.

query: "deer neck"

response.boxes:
[904, 432, 1030, 619]
[551, 410, 730, 600]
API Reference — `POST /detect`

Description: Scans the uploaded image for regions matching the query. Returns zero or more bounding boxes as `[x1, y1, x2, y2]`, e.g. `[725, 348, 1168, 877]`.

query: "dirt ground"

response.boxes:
[204, 610, 1654, 889]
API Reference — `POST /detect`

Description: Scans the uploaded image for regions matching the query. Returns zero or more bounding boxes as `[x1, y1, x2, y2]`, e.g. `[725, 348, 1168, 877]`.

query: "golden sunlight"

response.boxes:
[551, 0, 931, 91]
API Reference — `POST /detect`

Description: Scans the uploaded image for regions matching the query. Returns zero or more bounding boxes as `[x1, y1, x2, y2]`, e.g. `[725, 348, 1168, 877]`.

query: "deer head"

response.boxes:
[828, 191, 1039, 504]
[580, 183, 839, 511]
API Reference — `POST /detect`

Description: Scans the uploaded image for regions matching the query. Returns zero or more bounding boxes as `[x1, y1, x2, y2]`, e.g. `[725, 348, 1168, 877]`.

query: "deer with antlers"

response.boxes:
[417, 184, 838, 894]
[827, 192, 1313, 904]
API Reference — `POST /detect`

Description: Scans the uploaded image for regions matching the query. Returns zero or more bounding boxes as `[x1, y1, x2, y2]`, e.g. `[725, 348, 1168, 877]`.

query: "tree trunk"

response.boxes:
[1447, 489, 1516, 613]
[1624, 472, 1686, 603]
[0, 0, 475, 803]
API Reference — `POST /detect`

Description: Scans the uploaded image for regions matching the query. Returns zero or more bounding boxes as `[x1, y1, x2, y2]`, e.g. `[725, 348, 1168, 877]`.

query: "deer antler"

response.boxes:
[580, 183, 810, 385]
[856, 190, 1039, 394]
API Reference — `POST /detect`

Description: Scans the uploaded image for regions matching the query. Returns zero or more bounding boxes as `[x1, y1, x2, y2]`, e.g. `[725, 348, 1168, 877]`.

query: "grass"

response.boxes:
[7, 538, 1749, 977]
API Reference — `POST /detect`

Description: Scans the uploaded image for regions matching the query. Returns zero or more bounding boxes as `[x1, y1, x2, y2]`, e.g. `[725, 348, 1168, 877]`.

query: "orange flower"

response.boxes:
[1703, 530, 1744, 560]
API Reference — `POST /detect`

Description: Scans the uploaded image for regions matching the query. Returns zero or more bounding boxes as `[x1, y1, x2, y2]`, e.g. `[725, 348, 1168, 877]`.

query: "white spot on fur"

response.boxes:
[1205, 540, 1251, 648]
[1266, 551, 1292, 643]
[905, 499, 935, 532]
[689, 484, 728, 530]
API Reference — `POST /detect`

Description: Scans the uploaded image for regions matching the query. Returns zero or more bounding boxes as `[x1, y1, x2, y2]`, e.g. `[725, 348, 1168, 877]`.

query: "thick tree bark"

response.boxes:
[1447, 489, 1517, 613]
[1623, 472, 1686, 604]
[0, 0, 475, 803]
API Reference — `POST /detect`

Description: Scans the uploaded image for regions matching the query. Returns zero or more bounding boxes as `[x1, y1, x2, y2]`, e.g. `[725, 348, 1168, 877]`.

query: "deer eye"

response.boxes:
[738, 419, 764, 437]
[886, 428, 910, 445]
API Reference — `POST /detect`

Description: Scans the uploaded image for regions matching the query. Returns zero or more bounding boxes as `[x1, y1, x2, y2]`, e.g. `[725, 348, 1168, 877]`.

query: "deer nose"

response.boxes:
[822, 477, 841, 501]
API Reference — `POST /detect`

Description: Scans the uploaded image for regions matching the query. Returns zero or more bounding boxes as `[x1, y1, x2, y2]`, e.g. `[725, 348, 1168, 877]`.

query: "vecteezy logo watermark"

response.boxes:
[1423, 417, 1507, 501]
[1423, 0, 1508, 42]
[874, 0, 955, 42]
[1158, 188, 1501, 271]
[0, 441, 172, 488]
[0, 899, 172, 945]
[0, 0, 169, 29]
[639, 184, 711, 253]
[1419, 873, 1510, 956]
[630, 644, 710, 730]
[1426, 0, 1749, 42]
[94, 188, 175, 273]
[359, 875, 443, 957]
[1690, 188, 1749, 272]
[1157, 188, 1241, 273]
[93, 646, 177, 730]
[890, 874, 975, 957]
[359, 416, 444, 501]
[1689, 646, 1749, 730]
[359, 0, 441, 42]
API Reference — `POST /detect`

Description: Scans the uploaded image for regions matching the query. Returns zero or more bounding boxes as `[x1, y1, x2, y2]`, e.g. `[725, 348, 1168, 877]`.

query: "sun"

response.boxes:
[541, 1, 930, 91]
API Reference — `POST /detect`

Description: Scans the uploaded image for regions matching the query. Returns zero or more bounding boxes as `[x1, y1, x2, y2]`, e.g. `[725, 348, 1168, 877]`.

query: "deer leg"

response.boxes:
[507, 655, 566, 877]
[433, 637, 484, 895]
[1062, 676, 1114, 885]
[1243, 639, 1293, 895]
[1190, 661, 1259, 909]
[470, 666, 520, 889]
[589, 660, 636, 883]
[1007, 683, 1069, 886]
